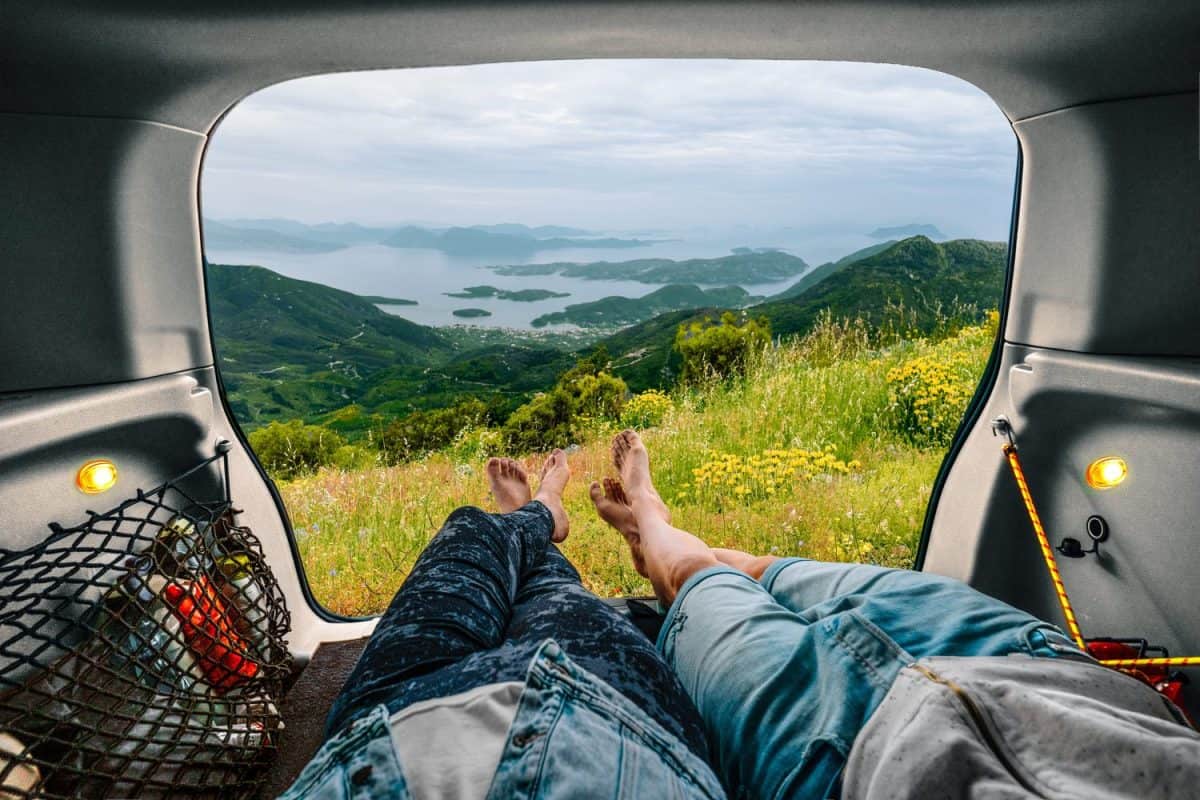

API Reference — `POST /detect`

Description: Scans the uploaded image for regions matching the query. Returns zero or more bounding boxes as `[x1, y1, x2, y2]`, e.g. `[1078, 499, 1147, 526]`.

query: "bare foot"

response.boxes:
[611, 429, 670, 524]
[533, 449, 571, 542]
[486, 457, 532, 513]
[610, 431, 718, 606]
[711, 548, 780, 581]
[589, 478, 647, 576]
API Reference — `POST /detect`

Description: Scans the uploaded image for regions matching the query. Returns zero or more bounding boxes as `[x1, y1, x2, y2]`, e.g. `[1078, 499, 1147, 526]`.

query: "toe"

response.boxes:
[589, 481, 605, 506]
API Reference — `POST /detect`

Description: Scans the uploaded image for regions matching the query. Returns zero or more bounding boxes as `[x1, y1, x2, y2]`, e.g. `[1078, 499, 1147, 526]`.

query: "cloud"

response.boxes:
[202, 59, 1016, 239]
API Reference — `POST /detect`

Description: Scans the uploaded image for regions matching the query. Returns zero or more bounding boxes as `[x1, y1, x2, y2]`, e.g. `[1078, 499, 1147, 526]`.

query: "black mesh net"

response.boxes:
[0, 446, 291, 799]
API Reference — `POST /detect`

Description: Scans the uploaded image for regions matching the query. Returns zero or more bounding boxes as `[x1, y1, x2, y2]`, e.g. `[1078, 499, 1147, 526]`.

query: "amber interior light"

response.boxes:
[77, 459, 118, 494]
[1085, 456, 1127, 490]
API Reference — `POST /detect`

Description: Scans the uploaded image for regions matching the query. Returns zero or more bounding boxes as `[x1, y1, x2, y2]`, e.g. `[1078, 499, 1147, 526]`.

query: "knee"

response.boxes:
[445, 505, 498, 530]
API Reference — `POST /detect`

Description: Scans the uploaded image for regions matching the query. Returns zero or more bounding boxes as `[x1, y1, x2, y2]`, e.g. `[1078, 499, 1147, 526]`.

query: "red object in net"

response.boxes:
[1086, 640, 1190, 715]
[163, 575, 261, 691]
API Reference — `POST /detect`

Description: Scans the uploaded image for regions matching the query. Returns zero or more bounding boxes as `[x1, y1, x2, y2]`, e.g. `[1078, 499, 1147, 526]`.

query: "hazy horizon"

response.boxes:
[202, 59, 1017, 248]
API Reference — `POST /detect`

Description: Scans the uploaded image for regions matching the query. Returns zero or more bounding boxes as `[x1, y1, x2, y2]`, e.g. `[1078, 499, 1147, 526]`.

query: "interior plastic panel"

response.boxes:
[1006, 93, 1200, 356]
[0, 371, 375, 658]
[925, 344, 1200, 709]
[2, 2, 1198, 130]
[0, 112, 212, 393]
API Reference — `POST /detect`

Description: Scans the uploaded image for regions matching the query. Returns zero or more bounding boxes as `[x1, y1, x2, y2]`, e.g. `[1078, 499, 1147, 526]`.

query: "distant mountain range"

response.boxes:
[380, 226, 652, 257]
[206, 235, 1005, 426]
[202, 218, 650, 258]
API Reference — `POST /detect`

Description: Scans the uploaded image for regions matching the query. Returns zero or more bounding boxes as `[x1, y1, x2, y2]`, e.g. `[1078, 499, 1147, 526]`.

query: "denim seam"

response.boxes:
[530, 647, 721, 797]
[758, 557, 809, 594]
[655, 565, 750, 653]
[835, 614, 907, 690]
[287, 705, 394, 794]
[770, 735, 849, 800]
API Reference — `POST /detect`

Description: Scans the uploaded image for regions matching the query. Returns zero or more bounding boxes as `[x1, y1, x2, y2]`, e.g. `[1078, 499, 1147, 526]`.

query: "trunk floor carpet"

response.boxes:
[260, 637, 370, 798]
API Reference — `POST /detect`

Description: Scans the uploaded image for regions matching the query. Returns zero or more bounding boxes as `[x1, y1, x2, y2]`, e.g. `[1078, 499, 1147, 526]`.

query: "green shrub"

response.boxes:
[331, 444, 378, 471]
[375, 399, 491, 464]
[502, 352, 628, 453]
[620, 389, 674, 429]
[248, 420, 346, 481]
[675, 311, 770, 383]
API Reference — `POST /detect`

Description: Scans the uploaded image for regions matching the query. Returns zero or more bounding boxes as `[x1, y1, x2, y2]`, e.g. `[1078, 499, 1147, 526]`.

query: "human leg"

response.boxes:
[324, 452, 569, 735]
[759, 556, 1081, 661]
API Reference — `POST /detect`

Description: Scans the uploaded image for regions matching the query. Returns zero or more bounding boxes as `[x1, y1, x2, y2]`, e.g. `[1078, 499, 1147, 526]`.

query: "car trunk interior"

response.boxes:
[1, 1, 1197, 795]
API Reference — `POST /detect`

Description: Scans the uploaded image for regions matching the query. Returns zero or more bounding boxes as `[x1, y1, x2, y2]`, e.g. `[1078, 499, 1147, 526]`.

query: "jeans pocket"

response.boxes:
[1021, 624, 1089, 660]
[827, 611, 914, 691]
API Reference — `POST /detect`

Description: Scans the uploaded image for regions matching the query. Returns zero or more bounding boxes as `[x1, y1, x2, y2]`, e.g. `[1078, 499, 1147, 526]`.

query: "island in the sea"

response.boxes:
[452, 308, 493, 319]
[445, 285, 570, 302]
[532, 284, 760, 328]
[491, 250, 809, 285]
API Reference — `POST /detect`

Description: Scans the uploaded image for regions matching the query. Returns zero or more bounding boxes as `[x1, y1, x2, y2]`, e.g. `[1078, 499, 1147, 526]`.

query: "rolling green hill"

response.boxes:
[532, 284, 758, 328]
[756, 236, 1006, 338]
[770, 241, 895, 300]
[207, 235, 1006, 430]
[207, 261, 585, 427]
[206, 263, 454, 423]
[581, 237, 1006, 392]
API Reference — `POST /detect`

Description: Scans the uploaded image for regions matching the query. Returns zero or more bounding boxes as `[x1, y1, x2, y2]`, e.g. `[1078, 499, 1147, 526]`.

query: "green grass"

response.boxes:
[280, 316, 996, 616]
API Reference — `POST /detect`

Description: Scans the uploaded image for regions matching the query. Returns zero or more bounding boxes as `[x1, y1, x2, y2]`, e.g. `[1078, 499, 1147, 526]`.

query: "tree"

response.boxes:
[374, 398, 491, 464]
[675, 312, 770, 383]
[248, 420, 346, 481]
[502, 352, 628, 453]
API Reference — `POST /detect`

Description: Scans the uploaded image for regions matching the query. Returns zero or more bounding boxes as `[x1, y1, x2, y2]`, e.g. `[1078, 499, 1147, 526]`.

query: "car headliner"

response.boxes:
[1, 1, 1198, 131]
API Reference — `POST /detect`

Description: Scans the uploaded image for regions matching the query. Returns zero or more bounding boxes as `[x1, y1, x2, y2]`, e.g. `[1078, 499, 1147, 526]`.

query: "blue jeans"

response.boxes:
[281, 641, 726, 800]
[325, 501, 708, 756]
[282, 502, 725, 799]
[659, 558, 1082, 800]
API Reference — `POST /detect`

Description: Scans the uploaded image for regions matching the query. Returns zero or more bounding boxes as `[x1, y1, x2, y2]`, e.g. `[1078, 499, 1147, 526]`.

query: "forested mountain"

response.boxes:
[532, 284, 758, 328]
[567, 237, 1006, 391]
[770, 241, 895, 300]
[756, 236, 1006, 338]
[207, 235, 1005, 428]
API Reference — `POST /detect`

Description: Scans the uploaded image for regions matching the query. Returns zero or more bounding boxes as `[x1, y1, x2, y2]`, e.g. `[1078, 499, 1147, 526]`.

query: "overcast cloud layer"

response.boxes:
[202, 59, 1016, 240]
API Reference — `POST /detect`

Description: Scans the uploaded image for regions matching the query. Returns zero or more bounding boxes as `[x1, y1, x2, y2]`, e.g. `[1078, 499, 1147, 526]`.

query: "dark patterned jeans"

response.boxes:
[324, 501, 710, 759]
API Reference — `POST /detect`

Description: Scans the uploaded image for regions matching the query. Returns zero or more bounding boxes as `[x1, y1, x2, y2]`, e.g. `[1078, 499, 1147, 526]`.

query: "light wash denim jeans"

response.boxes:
[278, 640, 727, 799]
[658, 559, 1082, 800]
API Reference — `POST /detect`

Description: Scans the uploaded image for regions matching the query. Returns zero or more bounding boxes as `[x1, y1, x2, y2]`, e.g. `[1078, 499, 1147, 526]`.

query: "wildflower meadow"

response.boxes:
[280, 313, 998, 616]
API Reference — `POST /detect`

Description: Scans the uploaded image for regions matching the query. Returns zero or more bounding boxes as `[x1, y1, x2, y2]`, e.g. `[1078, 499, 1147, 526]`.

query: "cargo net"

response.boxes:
[0, 447, 291, 799]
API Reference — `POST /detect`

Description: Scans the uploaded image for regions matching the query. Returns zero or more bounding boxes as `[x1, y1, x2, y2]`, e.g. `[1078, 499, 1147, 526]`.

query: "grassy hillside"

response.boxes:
[582, 236, 1005, 393]
[757, 237, 1005, 338]
[771, 241, 895, 300]
[285, 315, 998, 615]
[207, 263, 456, 424]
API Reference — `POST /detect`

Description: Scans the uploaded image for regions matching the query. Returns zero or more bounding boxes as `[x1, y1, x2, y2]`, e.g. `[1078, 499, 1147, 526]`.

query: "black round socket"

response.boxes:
[1085, 515, 1109, 542]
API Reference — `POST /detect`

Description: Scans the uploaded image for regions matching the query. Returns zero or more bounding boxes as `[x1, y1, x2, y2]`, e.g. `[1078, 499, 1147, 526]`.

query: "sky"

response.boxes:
[202, 59, 1017, 241]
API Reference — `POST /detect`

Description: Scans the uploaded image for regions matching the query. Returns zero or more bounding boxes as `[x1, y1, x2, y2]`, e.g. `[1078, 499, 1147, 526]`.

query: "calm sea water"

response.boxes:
[206, 231, 880, 329]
